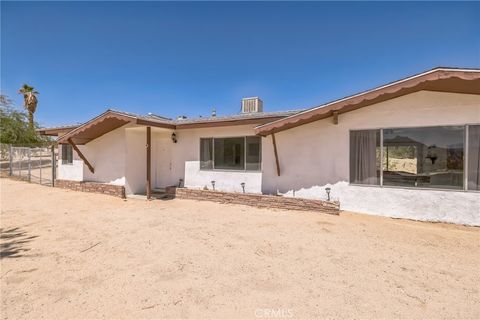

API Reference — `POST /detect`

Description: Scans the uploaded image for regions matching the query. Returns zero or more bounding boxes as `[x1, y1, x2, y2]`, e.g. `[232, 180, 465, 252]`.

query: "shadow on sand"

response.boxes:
[0, 227, 38, 259]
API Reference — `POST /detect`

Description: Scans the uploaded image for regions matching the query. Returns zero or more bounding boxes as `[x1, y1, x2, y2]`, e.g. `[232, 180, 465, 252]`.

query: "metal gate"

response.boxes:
[1, 144, 56, 186]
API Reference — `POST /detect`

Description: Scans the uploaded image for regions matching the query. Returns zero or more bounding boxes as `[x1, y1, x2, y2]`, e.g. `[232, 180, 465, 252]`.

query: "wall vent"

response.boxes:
[241, 97, 263, 113]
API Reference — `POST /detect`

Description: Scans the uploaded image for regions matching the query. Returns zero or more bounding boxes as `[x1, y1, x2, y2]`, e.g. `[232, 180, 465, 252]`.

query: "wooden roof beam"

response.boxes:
[271, 133, 281, 176]
[68, 138, 95, 174]
[333, 111, 339, 125]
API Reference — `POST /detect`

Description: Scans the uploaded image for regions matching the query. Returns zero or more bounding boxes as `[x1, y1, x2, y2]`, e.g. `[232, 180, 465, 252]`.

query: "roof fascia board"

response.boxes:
[136, 118, 176, 129]
[57, 110, 136, 143]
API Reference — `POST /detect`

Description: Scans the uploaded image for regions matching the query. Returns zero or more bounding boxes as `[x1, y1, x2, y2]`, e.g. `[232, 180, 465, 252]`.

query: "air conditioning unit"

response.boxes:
[241, 97, 263, 113]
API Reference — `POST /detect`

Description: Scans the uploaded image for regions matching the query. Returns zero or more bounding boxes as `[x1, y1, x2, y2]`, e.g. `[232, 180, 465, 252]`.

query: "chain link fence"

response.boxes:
[1, 144, 57, 186]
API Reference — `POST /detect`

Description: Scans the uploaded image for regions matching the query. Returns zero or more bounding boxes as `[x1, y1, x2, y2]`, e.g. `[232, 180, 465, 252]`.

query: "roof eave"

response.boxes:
[255, 68, 480, 136]
[57, 110, 175, 145]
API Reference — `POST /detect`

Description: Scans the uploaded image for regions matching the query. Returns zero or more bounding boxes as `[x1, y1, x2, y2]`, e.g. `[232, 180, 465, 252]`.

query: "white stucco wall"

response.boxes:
[58, 159, 83, 181]
[176, 125, 263, 193]
[81, 126, 127, 186]
[124, 128, 147, 195]
[261, 90, 480, 225]
[123, 127, 176, 195]
[290, 182, 479, 225]
[124, 125, 262, 194]
[57, 123, 264, 194]
[58, 125, 127, 186]
[184, 161, 262, 193]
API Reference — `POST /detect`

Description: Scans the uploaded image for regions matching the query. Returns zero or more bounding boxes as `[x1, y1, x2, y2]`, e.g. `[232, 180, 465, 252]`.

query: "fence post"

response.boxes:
[9, 145, 13, 176]
[39, 149, 42, 185]
[51, 145, 56, 187]
[28, 148, 31, 182]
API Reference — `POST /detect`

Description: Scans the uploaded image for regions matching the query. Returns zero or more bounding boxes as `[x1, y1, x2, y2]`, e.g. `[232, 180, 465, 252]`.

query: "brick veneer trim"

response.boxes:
[168, 187, 340, 215]
[55, 179, 126, 198]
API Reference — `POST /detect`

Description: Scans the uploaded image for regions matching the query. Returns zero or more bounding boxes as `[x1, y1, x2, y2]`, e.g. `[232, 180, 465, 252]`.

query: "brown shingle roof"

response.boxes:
[55, 109, 304, 144]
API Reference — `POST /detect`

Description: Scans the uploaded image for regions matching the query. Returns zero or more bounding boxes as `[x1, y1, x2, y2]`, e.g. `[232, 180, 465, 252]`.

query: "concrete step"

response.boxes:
[152, 193, 173, 200]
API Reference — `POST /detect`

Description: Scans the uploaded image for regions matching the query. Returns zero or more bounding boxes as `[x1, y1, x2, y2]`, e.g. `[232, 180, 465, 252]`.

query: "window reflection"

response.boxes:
[383, 126, 464, 189]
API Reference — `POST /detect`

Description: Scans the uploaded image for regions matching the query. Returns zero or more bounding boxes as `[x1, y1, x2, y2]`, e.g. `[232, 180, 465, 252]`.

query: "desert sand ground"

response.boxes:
[1, 178, 479, 319]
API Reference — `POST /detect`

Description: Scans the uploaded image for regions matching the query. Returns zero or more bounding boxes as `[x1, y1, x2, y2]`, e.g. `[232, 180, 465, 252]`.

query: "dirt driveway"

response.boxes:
[1, 179, 479, 319]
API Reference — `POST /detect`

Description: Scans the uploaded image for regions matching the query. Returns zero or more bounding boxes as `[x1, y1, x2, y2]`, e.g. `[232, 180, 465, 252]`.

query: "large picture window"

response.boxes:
[468, 125, 480, 191]
[246, 136, 261, 171]
[350, 130, 380, 185]
[383, 126, 464, 189]
[200, 138, 213, 170]
[350, 125, 478, 191]
[200, 136, 261, 171]
[214, 137, 245, 170]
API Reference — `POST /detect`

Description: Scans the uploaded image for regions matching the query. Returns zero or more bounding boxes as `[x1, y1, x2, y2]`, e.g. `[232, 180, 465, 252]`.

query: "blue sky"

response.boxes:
[1, 1, 479, 127]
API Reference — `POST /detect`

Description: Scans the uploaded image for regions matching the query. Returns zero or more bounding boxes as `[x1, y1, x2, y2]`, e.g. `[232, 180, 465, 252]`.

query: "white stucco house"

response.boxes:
[43, 67, 480, 225]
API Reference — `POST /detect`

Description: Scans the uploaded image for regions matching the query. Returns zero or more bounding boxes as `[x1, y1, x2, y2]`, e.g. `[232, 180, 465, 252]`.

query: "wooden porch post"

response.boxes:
[146, 126, 152, 199]
[51, 144, 56, 187]
[271, 133, 281, 176]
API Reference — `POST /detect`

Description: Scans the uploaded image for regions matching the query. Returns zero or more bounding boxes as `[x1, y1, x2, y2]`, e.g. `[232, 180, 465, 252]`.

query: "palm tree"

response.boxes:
[18, 84, 39, 130]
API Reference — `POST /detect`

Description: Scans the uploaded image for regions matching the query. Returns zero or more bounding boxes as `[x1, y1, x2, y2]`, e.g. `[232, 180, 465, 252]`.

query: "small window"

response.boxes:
[61, 144, 73, 165]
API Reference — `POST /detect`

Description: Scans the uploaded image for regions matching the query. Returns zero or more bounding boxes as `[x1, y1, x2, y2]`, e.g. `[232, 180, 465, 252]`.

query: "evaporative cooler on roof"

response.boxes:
[241, 97, 263, 113]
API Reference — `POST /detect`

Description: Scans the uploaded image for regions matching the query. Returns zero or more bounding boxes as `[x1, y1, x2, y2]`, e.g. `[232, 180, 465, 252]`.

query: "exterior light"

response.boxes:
[426, 145, 438, 164]
[241, 182, 246, 193]
[171, 132, 177, 143]
[211, 180, 216, 191]
[325, 187, 331, 201]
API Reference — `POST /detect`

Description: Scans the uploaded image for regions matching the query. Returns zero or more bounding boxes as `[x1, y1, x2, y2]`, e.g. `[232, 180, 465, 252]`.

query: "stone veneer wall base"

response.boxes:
[166, 187, 340, 215]
[55, 179, 126, 198]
